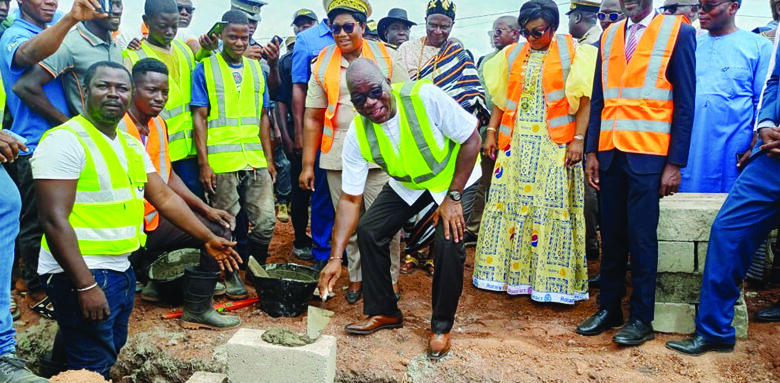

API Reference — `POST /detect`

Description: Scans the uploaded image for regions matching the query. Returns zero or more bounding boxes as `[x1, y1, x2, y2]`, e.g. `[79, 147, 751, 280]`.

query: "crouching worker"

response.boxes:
[318, 59, 482, 360]
[123, 58, 247, 323]
[32, 61, 242, 378]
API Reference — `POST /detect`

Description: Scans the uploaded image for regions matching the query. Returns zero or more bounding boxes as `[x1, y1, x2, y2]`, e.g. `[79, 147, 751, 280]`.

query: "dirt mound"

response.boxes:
[50, 369, 109, 383]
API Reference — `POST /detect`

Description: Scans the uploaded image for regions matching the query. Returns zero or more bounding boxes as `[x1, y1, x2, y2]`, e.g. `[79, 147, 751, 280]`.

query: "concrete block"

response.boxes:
[653, 302, 696, 334]
[658, 193, 727, 242]
[696, 241, 708, 273]
[655, 272, 701, 304]
[226, 328, 336, 383]
[658, 241, 695, 273]
[733, 294, 748, 339]
[186, 372, 227, 383]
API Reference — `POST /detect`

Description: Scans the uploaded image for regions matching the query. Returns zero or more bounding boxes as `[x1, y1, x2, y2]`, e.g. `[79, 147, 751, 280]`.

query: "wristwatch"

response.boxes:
[447, 190, 462, 202]
[573, 135, 585, 141]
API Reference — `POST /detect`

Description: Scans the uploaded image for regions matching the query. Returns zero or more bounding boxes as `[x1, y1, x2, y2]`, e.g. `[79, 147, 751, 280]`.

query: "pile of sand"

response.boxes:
[50, 369, 109, 383]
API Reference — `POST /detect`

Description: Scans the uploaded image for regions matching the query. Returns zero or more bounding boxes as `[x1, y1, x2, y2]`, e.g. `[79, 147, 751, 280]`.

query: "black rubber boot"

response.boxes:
[224, 270, 249, 300]
[249, 241, 270, 265]
[180, 267, 241, 330]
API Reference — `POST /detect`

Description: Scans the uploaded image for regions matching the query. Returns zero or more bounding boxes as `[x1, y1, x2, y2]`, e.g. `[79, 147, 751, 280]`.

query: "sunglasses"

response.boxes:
[660, 3, 701, 13]
[331, 22, 357, 35]
[597, 12, 622, 22]
[699, 0, 735, 12]
[351, 86, 384, 107]
[177, 5, 195, 13]
[520, 26, 549, 39]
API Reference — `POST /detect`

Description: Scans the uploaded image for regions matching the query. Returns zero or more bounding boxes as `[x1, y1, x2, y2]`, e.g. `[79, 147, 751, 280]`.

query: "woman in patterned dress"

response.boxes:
[472, 0, 596, 304]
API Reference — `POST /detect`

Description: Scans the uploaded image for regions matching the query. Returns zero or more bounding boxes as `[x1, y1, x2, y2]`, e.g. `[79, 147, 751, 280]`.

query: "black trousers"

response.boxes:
[5, 156, 44, 294]
[140, 211, 229, 274]
[358, 183, 476, 334]
[598, 152, 661, 325]
[288, 152, 313, 249]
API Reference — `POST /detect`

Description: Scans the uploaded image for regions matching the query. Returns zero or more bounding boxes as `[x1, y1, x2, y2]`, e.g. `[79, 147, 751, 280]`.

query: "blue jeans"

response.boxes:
[312, 153, 334, 261]
[42, 268, 136, 378]
[0, 166, 21, 355]
[274, 143, 291, 204]
[172, 157, 204, 200]
[696, 150, 780, 344]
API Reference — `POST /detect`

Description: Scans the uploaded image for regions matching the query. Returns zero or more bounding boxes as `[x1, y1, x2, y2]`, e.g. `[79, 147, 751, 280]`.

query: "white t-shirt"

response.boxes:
[341, 83, 482, 206]
[31, 128, 157, 275]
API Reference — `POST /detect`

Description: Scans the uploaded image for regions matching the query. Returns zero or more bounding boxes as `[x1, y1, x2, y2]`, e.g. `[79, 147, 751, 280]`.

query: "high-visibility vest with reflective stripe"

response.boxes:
[40, 115, 147, 255]
[598, 15, 683, 156]
[118, 114, 171, 231]
[313, 39, 393, 153]
[498, 34, 576, 149]
[354, 80, 458, 192]
[203, 54, 267, 174]
[124, 39, 195, 161]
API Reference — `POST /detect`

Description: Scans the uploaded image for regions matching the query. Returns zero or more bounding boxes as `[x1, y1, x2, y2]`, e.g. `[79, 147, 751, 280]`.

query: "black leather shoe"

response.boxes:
[666, 334, 734, 356]
[756, 300, 780, 322]
[613, 318, 654, 346]
[576, 309, 623, 336]
[588, 274, 601, 289]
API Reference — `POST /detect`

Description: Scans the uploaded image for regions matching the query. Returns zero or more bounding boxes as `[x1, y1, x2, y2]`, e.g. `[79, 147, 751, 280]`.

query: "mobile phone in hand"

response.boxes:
[97, 0, 112, 14]
[271, 35, 283, 45]
[208, 21, 228, 38]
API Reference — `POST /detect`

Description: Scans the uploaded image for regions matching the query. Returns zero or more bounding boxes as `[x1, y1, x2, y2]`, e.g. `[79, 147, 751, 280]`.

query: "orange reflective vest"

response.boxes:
[598, 15, 684, 156]
[118, 114, 172, 232]
[312, 40, 393, 153]
[497, 34, 576, 149]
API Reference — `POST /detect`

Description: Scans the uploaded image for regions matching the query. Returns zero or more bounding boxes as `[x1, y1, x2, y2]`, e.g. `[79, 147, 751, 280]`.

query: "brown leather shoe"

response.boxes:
[345, 313, 403, 335]
[428, 332, 451, 360]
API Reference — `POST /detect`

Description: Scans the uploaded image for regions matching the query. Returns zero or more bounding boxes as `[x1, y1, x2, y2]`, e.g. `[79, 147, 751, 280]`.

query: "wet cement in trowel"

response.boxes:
[261, 327, 315, 347]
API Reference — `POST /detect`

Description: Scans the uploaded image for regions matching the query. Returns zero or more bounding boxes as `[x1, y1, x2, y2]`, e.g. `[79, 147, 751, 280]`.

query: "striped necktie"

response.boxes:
[625, 23, 644, 63]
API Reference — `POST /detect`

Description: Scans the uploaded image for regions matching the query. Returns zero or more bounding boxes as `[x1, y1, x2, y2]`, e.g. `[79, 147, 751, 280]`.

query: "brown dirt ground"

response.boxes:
[12, 221, 780, 382]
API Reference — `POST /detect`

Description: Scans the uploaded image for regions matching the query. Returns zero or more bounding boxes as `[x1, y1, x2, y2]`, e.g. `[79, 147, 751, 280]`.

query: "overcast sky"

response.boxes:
[46, 0, 773, 58]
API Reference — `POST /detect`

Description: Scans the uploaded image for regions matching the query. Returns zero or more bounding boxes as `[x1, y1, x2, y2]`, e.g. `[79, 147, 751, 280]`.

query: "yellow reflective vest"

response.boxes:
[354, 80, 458, 192]
[124, 39, 195, 161]
[40, 115, 147, 255]
[203, 53, 267, 174]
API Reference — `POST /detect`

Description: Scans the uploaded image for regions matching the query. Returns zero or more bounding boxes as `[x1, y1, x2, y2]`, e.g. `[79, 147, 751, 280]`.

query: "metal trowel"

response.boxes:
[247, 256, 270, 278]
[307, 288, 334, 340]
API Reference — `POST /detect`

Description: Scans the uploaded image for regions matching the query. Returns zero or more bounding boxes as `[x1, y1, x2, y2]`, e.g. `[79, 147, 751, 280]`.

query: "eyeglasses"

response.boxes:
[699, 0, 735, 12]
[597, 12, 623, 22]
[177, 5, 195, 13]
[492, 27, 512, 36]
[331, 22, 356, 35]
[520, 26, 549, 39]
[660, 3, 701, 14]
[350, 86, 384, 107]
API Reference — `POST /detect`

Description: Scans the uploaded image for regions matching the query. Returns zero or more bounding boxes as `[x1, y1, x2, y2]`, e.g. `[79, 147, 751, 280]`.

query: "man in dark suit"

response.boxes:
[576, 0, 696, 346]
[667, 14, 780, 355]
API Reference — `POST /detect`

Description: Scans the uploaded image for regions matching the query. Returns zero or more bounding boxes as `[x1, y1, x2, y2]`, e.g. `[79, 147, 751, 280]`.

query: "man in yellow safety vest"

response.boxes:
[318, 59, 482, 361]
[191, 10, 276, 267]
[32, 61, 240, 378]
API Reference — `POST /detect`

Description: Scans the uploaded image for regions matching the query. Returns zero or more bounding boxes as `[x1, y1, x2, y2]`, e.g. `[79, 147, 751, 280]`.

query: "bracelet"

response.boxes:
[573, 135, 584, 141]
[76, 282, 98, 292]
[486, 127, 497, 133]
[328, 257, 342, 262]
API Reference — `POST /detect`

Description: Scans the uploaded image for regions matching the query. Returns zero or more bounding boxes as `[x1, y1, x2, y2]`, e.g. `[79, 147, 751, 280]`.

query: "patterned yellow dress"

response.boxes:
[472, 45, 596, 304]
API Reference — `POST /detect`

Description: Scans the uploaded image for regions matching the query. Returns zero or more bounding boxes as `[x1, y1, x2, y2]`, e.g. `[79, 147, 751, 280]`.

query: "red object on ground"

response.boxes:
[161, 297, 260, 319]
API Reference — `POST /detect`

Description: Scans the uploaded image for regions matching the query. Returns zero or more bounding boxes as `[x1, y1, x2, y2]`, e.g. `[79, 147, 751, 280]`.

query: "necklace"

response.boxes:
[127, 109, 150, 143]
[415, 37, 441, 81]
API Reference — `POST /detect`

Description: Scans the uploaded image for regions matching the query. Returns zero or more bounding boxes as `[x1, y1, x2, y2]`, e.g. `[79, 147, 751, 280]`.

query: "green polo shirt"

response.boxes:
[40, 22, 123, 116]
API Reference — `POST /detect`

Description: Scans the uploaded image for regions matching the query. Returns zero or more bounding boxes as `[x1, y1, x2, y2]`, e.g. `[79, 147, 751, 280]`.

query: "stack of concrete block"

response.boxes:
[225, 328, 337, 383]
[653, 193, 748, 338]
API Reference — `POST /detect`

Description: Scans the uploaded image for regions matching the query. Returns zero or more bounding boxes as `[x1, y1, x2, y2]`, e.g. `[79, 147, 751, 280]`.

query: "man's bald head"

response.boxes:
[347, 58, 395, 124]
[346, 58, 386, 91]
[495, 15, 519, 30]
[492, 15, 519, 50]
